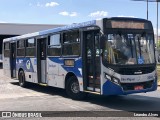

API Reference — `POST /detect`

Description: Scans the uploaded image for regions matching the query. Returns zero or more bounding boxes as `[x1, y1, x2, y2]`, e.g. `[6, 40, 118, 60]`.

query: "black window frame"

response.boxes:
[4, 42, 10, 50]
[4, 42, 10, 57]
[26, 38, 36, 57]
[17, 39, 25, 57]
[48, 33, 62, 57]
[26, 38, 35, 48]
[62, 30, 81, 56]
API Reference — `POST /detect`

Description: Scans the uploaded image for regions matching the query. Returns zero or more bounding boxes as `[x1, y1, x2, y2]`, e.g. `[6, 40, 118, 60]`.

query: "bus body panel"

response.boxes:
[47, 57, 65, 88]
[102, 79, 157, 95]
[3, 57, 11, 77]
[16, 57, 38, 83]
[101, 64, 157, 95]
[25, 72, 33, 83]
[47, 74, 65, 89]
[32, 72, 38, 83]
[46, 57, 84, 91]
[30, 58, 38, 83]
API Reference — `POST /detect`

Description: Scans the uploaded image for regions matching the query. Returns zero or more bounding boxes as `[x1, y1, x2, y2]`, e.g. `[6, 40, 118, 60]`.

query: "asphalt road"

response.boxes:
[0, 68, 160, 120]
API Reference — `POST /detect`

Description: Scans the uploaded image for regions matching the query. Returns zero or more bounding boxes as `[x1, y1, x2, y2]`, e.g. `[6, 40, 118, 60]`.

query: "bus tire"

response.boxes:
[66, 76, 87, 100]
[19, 70, 26, 87]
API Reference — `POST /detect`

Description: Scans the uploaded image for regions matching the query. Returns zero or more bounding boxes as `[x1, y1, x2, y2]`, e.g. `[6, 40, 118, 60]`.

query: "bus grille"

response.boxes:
[121, 80, 154, 91]
[118, 67, 155, 75]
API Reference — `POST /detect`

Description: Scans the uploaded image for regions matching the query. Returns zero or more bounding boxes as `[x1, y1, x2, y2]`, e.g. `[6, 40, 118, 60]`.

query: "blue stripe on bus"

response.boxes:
[48, 57, 82, 77]
[16, 58, 34, 72]
[16, 57, 82, 77]
[103, 79, 157, 95]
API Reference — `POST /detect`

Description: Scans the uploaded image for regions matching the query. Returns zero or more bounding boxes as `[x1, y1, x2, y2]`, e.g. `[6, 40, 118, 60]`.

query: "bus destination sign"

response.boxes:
[110, 21, 145, 29]
[105, 20, 150, 29]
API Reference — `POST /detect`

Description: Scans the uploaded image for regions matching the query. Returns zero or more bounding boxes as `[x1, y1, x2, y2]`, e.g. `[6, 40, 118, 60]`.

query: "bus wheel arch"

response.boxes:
[65, 72, 87, 100]
[18, 68, 26, 87]
[65, 72, 76, 88]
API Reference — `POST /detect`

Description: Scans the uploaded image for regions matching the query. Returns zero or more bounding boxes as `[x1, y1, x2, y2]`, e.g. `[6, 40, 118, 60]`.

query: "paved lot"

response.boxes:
[0, 68, 160, 119]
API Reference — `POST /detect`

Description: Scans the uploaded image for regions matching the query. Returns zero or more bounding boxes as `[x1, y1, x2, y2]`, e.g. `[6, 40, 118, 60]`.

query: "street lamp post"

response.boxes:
[157, 1, 159, 46]
[132, 0, 149, 20]
[132, 0, 159, 46]
[147, 0, 149, 19]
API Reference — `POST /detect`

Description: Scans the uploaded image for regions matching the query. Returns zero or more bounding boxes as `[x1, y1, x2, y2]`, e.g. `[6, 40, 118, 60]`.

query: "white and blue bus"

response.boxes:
[3, 17, 157, 99]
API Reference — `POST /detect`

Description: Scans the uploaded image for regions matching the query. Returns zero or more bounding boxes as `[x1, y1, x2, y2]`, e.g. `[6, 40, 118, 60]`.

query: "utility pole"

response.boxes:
[132, 0, 159, 46]
[157, 1, 159, 46]
[147, 0, 148, 20]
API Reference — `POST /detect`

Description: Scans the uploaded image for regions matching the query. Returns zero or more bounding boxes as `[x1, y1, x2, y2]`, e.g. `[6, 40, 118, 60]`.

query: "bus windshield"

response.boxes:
[102, 32, 155, 65]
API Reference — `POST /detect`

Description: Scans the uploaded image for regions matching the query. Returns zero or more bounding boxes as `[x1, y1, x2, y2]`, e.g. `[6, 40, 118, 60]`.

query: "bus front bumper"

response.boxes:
[102, 79, 157, 96]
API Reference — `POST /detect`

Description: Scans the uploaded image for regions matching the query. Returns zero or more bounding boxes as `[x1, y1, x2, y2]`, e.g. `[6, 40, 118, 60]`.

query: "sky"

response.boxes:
[0, 0, 159, 34]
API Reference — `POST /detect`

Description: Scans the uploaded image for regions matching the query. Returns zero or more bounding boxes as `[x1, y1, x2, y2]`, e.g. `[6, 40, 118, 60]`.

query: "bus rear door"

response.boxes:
[10, 42, 16, 78]
[37, 37, 47, 84]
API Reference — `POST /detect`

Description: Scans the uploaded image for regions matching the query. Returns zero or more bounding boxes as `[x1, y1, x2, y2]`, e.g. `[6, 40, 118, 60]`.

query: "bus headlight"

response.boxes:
[104, 73, 111, 80]
[111, 77, 120, 85]
[104, 73, 120, 85]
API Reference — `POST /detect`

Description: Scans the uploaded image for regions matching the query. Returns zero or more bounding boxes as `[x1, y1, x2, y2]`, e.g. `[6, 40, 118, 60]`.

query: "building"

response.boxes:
[0, 23, 64, 63]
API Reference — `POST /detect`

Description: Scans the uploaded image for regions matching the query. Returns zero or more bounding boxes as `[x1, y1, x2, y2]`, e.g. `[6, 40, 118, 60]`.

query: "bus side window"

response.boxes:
[62, 30, 80, 56]
[26, 38, 35, 57]
[17, 40, 25, 57]
[4, 42, 10, 57]
[48, 34, 61, 56]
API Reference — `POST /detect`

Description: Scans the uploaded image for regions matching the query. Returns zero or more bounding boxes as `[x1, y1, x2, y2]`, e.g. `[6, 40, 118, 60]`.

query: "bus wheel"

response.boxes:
[19, 70, 26, 87]
[66, 76, 87, 100]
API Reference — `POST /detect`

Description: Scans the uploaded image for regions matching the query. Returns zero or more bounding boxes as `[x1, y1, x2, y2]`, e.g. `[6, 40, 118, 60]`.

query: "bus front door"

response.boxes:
[10, 43, 16, 78]
[83, 30, 101, 93]
[37, 38, 47, 84]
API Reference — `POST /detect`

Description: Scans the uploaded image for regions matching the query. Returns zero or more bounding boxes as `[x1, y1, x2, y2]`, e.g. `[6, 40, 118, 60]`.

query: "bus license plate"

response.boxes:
[134, 85, 143, 90]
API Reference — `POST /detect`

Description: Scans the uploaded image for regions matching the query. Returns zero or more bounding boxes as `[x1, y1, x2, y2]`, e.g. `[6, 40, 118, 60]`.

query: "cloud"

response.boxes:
[117, 15, 135, 18]
[89, 11, 108, 18]
[35, 2, 59, 7]
[45, 2, 59, 7]
[59, 11, 77, 17]
[59, 11, 69, 16]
